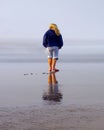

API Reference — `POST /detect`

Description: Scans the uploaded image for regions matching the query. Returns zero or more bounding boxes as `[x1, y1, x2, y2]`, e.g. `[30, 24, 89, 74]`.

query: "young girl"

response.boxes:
[43, 23, 63, 72]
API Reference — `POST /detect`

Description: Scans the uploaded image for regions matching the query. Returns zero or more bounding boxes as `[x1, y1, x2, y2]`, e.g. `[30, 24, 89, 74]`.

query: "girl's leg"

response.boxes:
[52, 58, 59, 72]
[47, 47, 53, 71]
[52, 47, 59, 71]
[48, 58, 52, 71]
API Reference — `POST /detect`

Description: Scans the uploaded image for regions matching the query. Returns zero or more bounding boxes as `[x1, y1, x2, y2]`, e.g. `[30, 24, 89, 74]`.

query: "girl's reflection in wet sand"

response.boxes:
[43, 72, 63, 102]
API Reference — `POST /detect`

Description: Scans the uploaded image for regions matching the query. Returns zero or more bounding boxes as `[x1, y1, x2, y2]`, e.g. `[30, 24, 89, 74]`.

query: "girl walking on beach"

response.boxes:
[43, 23, 63, 72]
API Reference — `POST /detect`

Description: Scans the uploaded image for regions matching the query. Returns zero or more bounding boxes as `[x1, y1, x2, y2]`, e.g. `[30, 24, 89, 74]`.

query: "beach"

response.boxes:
[0, 104, 104, 130]
[0, 62, 104, 130]
[0, 41, 104, 129]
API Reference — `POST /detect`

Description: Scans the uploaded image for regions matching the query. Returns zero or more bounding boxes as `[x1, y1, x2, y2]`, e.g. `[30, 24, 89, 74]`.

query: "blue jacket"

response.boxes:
[43, 29, 63, 49]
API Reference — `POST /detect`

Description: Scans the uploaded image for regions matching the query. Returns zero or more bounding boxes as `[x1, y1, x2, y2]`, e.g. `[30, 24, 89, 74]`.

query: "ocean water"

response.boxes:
[0, 41, 45, 62]
[0, 40, 104, 63]
[60, 40, 104, 62]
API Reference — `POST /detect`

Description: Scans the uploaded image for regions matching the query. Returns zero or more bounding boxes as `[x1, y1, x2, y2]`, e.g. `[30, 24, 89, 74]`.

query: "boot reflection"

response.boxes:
[43, 72, 63, 102]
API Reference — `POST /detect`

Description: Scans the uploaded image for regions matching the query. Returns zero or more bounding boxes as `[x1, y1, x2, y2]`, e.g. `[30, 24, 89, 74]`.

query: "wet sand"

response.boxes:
[0, 105, 104, 130]
[0, 62, 104, 130]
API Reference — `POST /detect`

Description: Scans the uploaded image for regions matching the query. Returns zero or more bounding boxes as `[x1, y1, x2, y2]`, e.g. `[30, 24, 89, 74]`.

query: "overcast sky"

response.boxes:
[0, 0, 104, 41]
